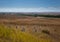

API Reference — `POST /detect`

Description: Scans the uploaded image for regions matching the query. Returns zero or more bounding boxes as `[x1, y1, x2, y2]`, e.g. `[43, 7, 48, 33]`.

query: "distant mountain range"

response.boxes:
[0, 12, 60, 15]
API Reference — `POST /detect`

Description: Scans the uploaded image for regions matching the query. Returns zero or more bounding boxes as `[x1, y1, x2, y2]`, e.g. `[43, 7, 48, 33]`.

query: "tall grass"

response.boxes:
[0, 24, 51, 42]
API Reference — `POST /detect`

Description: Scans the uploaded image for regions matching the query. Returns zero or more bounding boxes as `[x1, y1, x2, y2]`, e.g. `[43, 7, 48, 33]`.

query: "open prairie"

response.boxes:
[0, 13, 60, 42]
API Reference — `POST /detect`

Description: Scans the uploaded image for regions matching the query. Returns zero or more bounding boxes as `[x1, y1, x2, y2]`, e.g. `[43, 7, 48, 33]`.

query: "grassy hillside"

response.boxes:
[0, 24, 51, 42]
[0, 17, 60, 42]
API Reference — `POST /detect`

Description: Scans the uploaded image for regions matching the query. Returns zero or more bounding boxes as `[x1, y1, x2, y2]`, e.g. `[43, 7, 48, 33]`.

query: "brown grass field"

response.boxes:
[0, 16, 60, 42]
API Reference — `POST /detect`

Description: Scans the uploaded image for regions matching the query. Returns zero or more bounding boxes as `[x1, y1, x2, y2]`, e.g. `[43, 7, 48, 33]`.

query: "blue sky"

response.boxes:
[0, 0, 60, 12]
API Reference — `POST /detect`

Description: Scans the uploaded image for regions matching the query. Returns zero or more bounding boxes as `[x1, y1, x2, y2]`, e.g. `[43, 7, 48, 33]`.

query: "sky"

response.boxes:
[0, 0, 60, 12]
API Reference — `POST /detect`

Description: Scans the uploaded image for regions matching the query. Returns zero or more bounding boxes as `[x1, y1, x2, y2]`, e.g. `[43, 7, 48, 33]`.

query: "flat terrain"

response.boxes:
[0, 16, 60, 42]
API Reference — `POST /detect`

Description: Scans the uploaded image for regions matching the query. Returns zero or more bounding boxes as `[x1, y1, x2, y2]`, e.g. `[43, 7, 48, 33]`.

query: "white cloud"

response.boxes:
[0, 7, 60, 12]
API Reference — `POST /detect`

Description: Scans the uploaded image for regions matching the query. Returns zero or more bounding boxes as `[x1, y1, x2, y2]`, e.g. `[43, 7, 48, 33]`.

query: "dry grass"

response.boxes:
[0, 24, 52, 42]
[0, 17, 60, 42]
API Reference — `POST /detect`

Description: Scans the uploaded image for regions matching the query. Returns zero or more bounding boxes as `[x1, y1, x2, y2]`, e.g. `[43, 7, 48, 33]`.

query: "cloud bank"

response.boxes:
[0, 7, 60, 12]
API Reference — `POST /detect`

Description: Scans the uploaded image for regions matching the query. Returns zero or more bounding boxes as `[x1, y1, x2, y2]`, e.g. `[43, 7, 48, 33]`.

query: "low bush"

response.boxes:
[42, 30, 50, 35]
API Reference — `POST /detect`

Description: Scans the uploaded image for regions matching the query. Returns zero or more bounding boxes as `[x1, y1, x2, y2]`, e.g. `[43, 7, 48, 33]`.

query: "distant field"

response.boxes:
[0, 14, 60, 42]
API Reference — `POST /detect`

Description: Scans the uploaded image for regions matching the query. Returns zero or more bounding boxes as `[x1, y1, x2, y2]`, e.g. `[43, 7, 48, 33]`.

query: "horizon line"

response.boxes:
[0, 7, 60, 12]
